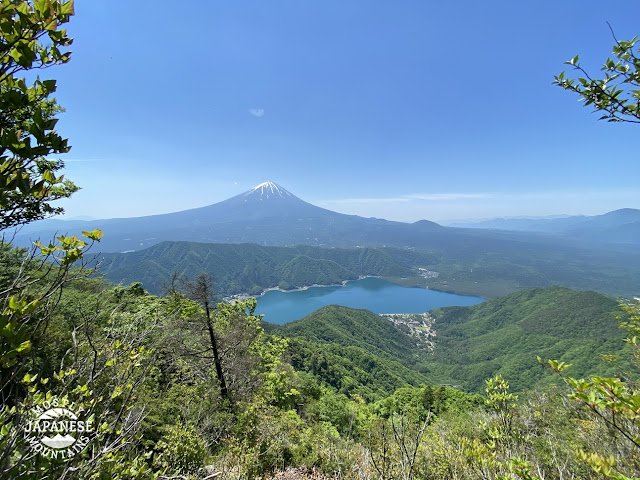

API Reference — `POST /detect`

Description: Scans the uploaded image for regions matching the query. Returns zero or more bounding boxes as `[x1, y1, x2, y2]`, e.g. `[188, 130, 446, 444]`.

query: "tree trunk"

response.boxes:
[204, 299, 229, 402]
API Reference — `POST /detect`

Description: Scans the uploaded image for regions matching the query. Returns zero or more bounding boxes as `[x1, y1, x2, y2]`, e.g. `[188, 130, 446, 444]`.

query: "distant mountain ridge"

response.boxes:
[13, 182, 640, 253]
[13, 181, 443, 252]
[448, 208, 640, 244]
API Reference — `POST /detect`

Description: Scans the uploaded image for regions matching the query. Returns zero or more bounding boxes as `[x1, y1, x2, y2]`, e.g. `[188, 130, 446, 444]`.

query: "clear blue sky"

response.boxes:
[50, 0, 640, 222]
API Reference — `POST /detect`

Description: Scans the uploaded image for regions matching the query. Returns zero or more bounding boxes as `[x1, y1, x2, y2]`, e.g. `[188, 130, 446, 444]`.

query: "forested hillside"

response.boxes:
[5, 234, 640, 479]
[275, 305, 421, 363]
[422, 287, 628, 391]
[96, 242, 419, 295]
[96, 239, 640, 299]
[268, 288, 628, 394]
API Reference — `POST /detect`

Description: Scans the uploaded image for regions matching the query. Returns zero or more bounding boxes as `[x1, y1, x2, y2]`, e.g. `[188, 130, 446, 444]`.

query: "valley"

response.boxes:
[23, 183, 639, 390]
[70, 182, 636, 399]
[4, 148, 639, 480]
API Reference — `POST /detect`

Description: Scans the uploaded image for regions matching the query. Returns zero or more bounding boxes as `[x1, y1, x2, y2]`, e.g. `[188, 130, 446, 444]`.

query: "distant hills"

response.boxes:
[18, 181, 639, 255]
[448, 208, 640, 244]
[269, 287, 628, 393]
[13, 182, 640, 298]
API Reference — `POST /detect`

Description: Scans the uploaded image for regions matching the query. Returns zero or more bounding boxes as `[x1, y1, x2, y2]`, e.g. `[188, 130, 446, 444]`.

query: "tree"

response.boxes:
[550, 28, 640, 479]
[0, 4, 157, 477]
[0, 232, 102, 406]
[540, 300, 640, 479]
[181, 273, 230, 403]
[553, 26, 640, 124]
[171, 274, 269, 407]
[0, 0, 78, 230]
[0, 278, 198, 479]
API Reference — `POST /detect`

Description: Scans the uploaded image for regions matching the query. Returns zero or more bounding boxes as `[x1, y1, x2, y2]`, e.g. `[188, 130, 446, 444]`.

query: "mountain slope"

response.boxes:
[13, 182, 443, 252]
[275, 305, 422, 364]
[422, 286, 627, 391]
[96, 242, 418, 296]
[94, 236, 640, 300]
[268, 288, 628, 394]
[266, 305, 430, 400]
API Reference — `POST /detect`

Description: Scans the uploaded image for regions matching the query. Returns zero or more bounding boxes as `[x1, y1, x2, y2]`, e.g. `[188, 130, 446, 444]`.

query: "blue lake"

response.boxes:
[255, 277, 484, 325]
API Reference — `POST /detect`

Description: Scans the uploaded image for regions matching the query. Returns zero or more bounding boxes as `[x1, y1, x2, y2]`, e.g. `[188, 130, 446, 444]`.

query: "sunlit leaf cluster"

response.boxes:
[554, 29, 640, 124]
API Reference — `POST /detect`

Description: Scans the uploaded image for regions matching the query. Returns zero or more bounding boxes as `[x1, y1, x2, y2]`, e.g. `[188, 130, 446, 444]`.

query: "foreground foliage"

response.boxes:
[0, 0, 78, 229]
[3, 242, 639, 479]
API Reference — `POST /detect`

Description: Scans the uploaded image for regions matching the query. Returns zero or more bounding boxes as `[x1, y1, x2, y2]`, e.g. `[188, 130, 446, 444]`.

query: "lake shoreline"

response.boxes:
[224, 276, 375, 302]
[225, 275, 485, 303]
[257, 275, 375, 297]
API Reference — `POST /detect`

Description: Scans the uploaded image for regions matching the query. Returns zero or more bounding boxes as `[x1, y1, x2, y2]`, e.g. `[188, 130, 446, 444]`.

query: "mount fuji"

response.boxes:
[13, 182, 443, 253]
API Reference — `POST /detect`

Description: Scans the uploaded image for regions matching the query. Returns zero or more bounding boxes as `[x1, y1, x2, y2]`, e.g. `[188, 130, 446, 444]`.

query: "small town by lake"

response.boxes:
[256, 277, 484, 325]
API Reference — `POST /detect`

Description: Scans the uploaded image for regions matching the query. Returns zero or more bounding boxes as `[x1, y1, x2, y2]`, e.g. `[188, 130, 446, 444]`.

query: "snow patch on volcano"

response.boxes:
[247, 182, 294, 201]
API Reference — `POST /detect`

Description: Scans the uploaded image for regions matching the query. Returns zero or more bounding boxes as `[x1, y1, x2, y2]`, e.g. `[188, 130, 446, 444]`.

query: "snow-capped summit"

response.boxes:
[246, 182, 293, 201]
[227, 181, 318, 215]
[13, 181, 443, 253]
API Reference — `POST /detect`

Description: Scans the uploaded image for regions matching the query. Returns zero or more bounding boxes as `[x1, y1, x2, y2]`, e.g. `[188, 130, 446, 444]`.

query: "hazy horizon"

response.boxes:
[48, 180, 634, 225]
[48, 1, 639, 223]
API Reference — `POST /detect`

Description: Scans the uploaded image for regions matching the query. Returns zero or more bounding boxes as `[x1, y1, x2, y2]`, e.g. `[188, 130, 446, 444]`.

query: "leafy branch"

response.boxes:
[553, 24, 640, 124]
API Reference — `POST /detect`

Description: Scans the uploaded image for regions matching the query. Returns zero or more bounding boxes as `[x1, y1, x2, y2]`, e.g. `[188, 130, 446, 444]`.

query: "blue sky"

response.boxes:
[50, 0, 640, 222]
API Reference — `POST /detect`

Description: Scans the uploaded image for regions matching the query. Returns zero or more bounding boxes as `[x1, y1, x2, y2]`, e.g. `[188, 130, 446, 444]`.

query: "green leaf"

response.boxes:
[42, 169, 56, 183]
[82, 229, 104, 241]
[61, 0, 75, 16]
[16, 340, 31, 353]
[8, 297, 21, 311]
